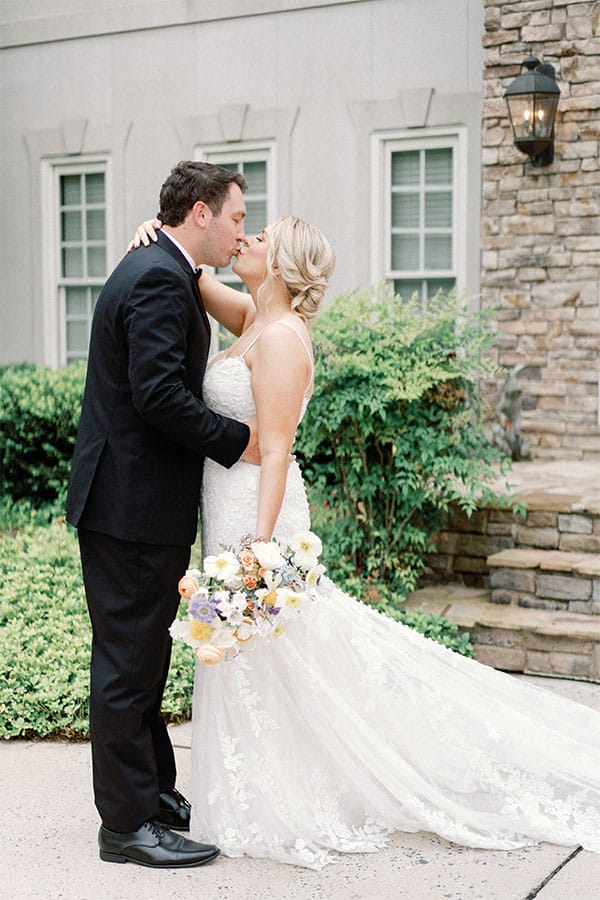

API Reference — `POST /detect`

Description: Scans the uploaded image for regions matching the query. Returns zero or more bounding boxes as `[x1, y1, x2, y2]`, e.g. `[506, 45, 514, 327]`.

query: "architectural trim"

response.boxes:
[24, 120, 132, 365]
[0, 1, 366, 49]
[176, 104, 300, 214]
[348, 88, 483, 299]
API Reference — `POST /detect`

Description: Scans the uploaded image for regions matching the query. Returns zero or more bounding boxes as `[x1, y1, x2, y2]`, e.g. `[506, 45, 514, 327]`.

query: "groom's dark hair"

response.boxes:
[158, 160, 247, 226]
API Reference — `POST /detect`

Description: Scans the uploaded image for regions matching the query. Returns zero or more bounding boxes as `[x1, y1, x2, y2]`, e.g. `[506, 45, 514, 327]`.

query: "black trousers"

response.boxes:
[78, 529, 190, 832]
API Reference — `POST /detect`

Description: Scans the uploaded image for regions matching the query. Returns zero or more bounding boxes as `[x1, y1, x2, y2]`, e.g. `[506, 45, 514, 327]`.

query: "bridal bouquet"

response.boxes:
[170, 531, 325, 665]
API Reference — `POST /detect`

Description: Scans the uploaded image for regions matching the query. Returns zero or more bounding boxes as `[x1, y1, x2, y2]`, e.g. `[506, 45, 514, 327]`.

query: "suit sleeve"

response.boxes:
[123, 266, 249, 468]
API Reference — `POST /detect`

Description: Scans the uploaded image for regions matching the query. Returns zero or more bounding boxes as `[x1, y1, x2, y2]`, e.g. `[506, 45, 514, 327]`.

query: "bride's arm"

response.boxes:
[198, 271, 256, 337]
[127, 218, 256, 336]
[249, 324, 309, 540]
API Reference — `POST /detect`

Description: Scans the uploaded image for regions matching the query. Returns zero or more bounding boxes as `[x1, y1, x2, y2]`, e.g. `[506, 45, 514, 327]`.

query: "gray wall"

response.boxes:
[0, 0, 484, 365]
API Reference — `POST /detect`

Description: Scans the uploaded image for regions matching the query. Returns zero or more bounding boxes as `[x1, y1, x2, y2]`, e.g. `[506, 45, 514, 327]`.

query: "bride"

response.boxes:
[131, 216, 600, 869]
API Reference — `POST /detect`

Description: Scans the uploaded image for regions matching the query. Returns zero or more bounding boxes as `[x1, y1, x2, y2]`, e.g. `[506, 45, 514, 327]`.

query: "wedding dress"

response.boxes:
[190, 348, 600, 870]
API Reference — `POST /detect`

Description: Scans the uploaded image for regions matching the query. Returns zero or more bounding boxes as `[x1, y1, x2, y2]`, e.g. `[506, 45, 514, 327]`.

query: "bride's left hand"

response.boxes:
[127, 218, 162, 252]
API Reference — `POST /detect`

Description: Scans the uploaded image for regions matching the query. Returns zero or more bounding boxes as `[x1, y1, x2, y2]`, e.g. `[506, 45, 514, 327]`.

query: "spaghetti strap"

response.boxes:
[239, 330, 264, 359]
[269, 320, 314, 395]
[238, 319, 314, 396]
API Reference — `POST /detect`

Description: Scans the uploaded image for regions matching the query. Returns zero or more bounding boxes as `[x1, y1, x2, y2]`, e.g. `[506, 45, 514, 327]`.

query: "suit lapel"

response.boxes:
[156, 231, 211, 332]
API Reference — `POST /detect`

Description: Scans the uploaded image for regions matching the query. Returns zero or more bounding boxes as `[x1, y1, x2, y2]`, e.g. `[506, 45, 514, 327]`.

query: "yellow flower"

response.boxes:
[190, 620, 212, 642]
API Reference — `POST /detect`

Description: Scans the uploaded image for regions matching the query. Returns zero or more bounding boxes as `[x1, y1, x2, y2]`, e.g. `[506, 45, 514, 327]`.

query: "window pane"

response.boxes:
[63, 247, 83, 277]
[391, 233, 419, 270]
[394, 278, 422, 301]
[87, 246, 106, 277]
[62, 210, 82, 241]
[425, 278, 455, 298]
[391, 151, 420, 186]
[424, 234, 452, 269]
[244, 200, 267, 236]
[425, 148, 452, 185]
[67, 320, 89, 353]
[85, 173, 105, 204]
[243, 161, 267, 193]
[391, 192, 419, 228]
[86, 209, 105, 241]
[66, 286, 88, 315]
[91, 286, 102, 311]
[425, 192, 452, 228]
[61, 175, 81, 205]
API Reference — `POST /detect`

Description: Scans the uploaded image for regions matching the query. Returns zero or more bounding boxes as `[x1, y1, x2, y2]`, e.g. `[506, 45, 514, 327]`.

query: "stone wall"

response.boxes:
[482, 0, 600, 459]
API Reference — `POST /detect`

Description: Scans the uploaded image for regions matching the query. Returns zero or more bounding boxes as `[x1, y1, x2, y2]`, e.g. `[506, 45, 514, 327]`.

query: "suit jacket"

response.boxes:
[66, 231, 249, 546]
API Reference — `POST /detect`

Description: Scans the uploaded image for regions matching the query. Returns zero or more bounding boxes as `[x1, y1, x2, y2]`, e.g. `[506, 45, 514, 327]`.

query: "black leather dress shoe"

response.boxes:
[98, 820, 219, 868]
[155, 787, 191, 831]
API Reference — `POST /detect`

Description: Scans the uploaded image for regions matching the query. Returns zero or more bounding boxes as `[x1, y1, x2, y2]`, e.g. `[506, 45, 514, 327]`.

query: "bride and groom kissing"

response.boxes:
[67, 160, 600, 871]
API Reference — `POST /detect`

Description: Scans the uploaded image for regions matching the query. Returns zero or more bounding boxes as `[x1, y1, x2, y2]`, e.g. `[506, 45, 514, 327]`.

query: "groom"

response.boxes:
[66, 161, 256, 867]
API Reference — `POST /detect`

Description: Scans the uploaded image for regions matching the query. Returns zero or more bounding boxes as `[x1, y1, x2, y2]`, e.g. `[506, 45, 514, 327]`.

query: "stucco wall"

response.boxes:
[0, 0, 484, 365]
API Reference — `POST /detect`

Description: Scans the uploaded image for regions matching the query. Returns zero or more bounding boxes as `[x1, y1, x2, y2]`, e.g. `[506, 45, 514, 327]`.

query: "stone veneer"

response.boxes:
[482, 0, 600, 459]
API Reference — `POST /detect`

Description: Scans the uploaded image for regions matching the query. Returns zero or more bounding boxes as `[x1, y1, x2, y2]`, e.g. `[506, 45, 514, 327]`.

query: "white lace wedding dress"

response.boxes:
[190, 354, 600, 869]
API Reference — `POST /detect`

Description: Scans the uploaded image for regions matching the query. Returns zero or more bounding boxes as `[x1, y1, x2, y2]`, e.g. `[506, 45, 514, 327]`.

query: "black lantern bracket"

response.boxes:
[504, 56, 561, 167]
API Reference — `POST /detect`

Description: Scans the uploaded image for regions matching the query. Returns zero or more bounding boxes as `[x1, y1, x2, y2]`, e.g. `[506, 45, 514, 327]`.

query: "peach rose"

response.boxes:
[178, 574, 199, 600]
[240, 550, 257, 570]
[243, 574, 258, 590]
[196, 644, 224, 665]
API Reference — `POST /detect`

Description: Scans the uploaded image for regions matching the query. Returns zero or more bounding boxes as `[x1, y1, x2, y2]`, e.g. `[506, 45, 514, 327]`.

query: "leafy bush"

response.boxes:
[0, 363, 86, 505]
[0, 520, 195, 740]
[0, 515, 471, 739]
[296, 284, 506, 600]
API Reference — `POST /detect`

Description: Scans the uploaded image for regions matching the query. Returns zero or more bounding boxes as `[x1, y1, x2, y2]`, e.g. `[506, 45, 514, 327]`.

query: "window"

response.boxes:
[58, 167, 108, 362]
[197, 144, 276, 349]
[42, 159, 110, 364]
[375, 132, 464, 303]
[197, 144, 275, 291]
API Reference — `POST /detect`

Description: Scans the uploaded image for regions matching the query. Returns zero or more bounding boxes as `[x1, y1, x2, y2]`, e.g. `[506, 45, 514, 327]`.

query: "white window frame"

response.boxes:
[195, 142, 277, 350]
[196, 141, 277, 249]
[371, 127, 467, 299]
[41, 155, 112, 366]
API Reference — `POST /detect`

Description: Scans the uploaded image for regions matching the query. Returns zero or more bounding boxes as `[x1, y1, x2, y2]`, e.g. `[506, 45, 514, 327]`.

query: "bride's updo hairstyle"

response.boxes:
[266, 217, 335, 324]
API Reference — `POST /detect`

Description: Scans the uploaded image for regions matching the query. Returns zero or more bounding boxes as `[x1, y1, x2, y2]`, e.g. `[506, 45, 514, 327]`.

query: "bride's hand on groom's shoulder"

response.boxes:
[126, 218, 162, 253]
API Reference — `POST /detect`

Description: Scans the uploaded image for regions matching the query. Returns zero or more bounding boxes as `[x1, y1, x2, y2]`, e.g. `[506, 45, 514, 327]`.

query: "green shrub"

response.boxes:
[0, 520, 195, 740]
[0, 363, 86, 505]
[0, 517, 470, 739]
[296, 284, 506, 601]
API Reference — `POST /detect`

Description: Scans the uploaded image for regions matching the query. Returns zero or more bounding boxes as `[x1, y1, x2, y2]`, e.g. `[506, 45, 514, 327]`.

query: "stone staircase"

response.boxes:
[407, 460, 600, 682]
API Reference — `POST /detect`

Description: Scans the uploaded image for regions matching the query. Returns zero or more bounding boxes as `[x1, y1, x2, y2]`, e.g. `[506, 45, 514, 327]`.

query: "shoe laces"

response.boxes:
[145, 820, 167, 840]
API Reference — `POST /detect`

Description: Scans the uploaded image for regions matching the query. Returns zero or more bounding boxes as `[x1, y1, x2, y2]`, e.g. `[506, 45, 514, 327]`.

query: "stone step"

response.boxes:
[488, 547, 600, 576]
[486, 548, 600, 614]
[405, 583, 600, 683]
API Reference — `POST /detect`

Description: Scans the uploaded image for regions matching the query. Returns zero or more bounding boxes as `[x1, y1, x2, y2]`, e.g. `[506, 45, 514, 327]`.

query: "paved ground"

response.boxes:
[2, 674, 599, 900]
[485, 459, 600, 513]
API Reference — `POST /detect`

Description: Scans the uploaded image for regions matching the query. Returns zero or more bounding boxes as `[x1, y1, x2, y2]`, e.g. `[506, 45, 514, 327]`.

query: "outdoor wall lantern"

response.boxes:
[505, 56, 560, 166]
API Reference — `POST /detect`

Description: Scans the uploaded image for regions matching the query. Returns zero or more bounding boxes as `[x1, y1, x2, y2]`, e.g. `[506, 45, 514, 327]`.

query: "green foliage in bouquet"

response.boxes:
[0, 520, 194, 740]
[296, 284, 506, 602]
[0, 363, 86, 505]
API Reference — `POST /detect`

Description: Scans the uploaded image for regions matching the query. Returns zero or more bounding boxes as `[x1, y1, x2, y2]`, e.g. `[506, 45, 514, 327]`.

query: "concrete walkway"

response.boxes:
[2, 674, 599, 900]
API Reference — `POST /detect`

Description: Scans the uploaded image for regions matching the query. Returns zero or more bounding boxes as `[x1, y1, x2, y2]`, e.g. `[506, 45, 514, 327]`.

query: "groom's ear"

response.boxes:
[191, 201, 212, 229]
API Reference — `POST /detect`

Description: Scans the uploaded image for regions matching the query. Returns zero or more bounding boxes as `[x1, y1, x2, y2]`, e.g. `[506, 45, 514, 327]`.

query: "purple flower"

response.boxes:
[190, 596, 219, 622]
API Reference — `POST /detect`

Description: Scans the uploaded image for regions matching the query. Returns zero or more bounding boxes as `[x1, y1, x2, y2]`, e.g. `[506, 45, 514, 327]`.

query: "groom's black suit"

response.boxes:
[66, 231, 249, 832]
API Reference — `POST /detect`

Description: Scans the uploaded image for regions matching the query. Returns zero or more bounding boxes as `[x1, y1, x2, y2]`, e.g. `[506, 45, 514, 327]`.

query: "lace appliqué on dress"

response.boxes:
[189, 355, 600, 869]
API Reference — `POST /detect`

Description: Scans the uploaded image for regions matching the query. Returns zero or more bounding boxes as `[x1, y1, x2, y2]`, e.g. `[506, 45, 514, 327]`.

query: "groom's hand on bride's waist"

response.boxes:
[241, 419, 261, 466]
[239, 419, 294, 467]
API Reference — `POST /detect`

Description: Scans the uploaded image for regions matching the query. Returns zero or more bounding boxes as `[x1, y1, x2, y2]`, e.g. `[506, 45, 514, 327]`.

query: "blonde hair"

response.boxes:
[266, 217, 335, 324]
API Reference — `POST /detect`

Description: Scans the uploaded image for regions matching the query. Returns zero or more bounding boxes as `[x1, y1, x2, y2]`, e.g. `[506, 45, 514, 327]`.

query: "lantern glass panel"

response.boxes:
[533, 95, 559, 138]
